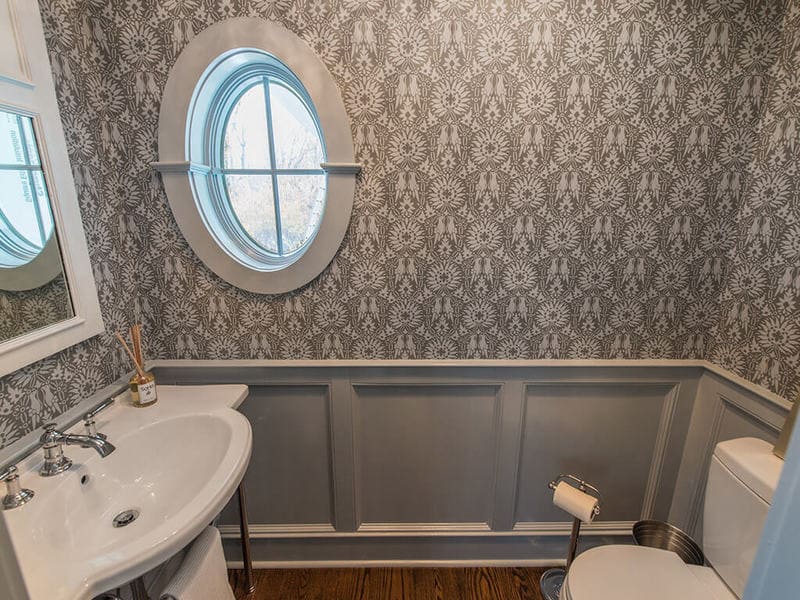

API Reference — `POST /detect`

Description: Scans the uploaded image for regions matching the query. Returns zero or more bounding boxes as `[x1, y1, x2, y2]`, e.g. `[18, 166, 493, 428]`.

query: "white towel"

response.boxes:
[160, 527, 235, 600]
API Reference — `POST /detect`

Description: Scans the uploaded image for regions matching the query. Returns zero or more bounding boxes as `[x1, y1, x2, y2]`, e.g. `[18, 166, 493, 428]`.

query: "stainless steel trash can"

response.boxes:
[632, 520, 705, 566]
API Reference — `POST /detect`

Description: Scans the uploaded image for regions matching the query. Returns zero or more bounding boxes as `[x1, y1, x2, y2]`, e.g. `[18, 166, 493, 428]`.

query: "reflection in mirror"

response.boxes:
[0, 108, 73, 343]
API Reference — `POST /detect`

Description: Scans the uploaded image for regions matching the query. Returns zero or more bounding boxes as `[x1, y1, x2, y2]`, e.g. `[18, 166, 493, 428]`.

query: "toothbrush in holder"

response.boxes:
[115, 324, 158, 407]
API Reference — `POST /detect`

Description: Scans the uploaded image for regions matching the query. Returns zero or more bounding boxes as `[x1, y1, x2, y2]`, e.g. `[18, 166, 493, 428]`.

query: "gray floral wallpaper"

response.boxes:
[1, 0, 799, 450]
[708, 0, 800, 396]
[0, 274, 72, 343]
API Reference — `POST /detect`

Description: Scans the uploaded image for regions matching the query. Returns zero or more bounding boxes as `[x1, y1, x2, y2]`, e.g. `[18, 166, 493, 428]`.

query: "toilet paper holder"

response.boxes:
[539, 474, 603, 600]
[548, 474, 602, 521]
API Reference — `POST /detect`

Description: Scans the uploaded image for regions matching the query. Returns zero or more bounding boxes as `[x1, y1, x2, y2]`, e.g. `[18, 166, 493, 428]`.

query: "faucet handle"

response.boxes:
[83, 397, 114, 421]
[38, 424, 72, 477]
[83, 398, 113, 439]
[40, 422, 59, 444]
[2, 465, 34, 510]
[83, 419, 106, 439]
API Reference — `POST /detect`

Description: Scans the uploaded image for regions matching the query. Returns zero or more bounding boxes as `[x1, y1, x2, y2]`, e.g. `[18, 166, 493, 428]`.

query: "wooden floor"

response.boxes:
[229, 567, 550, 600]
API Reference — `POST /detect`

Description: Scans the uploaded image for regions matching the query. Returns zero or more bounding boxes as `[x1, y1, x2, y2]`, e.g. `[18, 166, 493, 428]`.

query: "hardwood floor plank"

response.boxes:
[511, 566, 545, 600]
[229, 567, 552, 600]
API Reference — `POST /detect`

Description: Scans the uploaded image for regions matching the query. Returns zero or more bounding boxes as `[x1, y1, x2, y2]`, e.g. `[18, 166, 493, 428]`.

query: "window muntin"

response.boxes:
[0, 109, 55, 268]
[202, 54, 327, 268]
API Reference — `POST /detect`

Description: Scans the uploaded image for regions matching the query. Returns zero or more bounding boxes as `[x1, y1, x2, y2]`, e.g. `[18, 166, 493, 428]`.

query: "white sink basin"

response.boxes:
[3, 385, 252, 599]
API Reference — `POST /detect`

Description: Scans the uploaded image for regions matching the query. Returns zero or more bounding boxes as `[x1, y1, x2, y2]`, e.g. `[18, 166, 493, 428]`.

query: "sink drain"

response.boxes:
[112, 509, 140, 528]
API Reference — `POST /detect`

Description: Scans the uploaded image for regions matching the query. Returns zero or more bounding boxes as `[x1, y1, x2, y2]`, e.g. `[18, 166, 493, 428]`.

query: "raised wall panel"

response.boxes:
[0, 1, 31, 86]
[682, 383, 782, 539]
[514, 383, 675, 525]
[219, 385, 334, 526]
[353, 384, 501, 526]
[715, 396, 780, 443]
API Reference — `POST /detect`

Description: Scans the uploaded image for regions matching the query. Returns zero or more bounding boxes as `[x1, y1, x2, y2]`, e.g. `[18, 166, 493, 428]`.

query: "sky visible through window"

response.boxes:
[0, 110, 54, 268]
[222, 78, 325, 256]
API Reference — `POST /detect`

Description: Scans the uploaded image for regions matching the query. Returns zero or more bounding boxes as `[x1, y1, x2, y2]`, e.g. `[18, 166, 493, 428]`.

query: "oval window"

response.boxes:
[157, 19, 358, 294]
[202, 54, 327, 270]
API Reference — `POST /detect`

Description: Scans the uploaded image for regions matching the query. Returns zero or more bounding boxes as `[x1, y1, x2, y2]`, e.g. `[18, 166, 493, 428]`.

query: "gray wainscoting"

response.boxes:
[151, 361, 788, 566]
[669, 371, 786, 542]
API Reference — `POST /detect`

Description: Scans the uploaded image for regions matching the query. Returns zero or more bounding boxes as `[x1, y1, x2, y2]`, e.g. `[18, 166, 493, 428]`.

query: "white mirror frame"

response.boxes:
[0, 0, 103, 376]
[155, 17, 360, 294]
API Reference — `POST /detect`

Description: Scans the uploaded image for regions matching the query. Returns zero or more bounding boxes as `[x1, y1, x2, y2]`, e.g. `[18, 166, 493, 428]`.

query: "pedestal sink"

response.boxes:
[3, 385, 252, 599]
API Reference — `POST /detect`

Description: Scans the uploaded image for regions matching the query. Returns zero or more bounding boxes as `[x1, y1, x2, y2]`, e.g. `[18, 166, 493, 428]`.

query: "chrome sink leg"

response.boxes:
[237, 482, 255, 594]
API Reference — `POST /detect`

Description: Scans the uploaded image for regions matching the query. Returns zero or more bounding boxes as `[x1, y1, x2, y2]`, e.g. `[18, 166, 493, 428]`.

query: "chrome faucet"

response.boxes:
[39, 422, 116, 477]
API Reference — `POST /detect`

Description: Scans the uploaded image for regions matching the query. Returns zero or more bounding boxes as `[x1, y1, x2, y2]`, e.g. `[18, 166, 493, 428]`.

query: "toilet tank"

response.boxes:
[703, 437, 783, 598]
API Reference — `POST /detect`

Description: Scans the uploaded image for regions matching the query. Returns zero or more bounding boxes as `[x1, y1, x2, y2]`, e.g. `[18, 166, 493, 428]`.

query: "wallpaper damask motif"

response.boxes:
[1, 0, 799, 450]
[0, 2, 157, 448]
[709, 0, 800, 397]
[0, 275, 72, 343]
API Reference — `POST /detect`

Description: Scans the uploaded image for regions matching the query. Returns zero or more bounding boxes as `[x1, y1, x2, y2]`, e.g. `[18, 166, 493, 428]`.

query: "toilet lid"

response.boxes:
[563, 545, 715, 600]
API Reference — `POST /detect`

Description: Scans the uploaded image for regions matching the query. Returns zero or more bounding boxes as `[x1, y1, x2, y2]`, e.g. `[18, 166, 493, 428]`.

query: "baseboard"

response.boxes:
[221, 531, 628, 566]
[219, 521, 635, 539]
[226, 558, 565, 569]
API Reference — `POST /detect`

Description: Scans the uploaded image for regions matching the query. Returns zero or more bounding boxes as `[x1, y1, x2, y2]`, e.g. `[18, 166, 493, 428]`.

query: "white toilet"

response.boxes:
[560, 437, 784, 600]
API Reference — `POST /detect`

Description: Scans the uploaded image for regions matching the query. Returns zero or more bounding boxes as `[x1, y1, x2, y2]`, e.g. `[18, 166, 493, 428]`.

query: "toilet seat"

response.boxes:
[561, 545, 736, 600]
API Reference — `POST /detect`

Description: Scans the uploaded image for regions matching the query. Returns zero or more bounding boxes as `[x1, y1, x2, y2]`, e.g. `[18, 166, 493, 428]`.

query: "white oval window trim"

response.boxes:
[155, 18, 360, 294]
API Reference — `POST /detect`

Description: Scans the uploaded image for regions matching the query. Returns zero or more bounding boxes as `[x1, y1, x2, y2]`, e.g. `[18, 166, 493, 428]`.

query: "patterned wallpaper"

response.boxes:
[1, 0, 799, 449]
[0, 1, 155, 448]
[709, 1, 800, 397]
[0, 274, 72, 343]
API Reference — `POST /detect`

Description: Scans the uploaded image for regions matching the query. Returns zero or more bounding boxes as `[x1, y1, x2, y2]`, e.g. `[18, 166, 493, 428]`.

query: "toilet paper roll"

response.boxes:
[553, 481, 599, 523]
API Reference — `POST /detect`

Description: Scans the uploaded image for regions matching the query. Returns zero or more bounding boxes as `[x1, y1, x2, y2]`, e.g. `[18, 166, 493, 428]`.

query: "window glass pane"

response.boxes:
[0, 110, 38, 166]
[32, 171, 52, 236]
[20, 116, 40, 165]
[223, 84, 271, 169]
[277, 174, 326, 254]
[269, 82, 324, 169]
[0, 169, 53, 253]
[224, 174, 278, 253]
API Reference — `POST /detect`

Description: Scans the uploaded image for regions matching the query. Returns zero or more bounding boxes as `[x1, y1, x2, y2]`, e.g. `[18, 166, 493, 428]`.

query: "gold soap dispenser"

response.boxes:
[115, 324, 158, 407]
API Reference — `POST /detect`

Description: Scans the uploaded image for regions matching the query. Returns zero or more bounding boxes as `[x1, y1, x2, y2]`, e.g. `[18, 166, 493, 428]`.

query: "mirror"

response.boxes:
[0, 108, 73, 343]
[0, 0, 103, 377]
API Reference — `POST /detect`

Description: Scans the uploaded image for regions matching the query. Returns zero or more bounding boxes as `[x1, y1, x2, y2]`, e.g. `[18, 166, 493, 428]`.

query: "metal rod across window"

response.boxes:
[261, 76, 284, 256]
